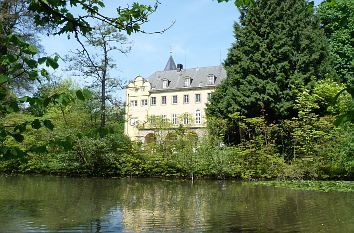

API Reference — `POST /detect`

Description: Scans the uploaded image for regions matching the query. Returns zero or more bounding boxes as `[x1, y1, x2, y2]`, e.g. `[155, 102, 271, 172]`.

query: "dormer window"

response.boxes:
[208, 74, 216, 85]
[162, 79, 169, 89]
[184, 77, 191, 87]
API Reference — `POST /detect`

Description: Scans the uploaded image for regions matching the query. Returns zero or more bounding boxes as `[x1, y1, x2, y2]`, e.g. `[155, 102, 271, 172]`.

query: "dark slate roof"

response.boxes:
[148, 65, 226, 92]
[164, 55, 177, 71]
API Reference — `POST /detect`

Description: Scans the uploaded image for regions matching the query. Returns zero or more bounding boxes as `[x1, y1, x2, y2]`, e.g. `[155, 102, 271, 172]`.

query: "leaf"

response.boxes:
[0, 74, 9, 84]
[38, 57, 47, 64]
[41, 69, 49, 79]
[29, 71, 39, 80]
[5, 54, 18, 63]
[31, 119, 41, 129]
[43, 119, 54, 130]
[8, 34, 21, 44]
[76, 90, 85, 100]
[46, 57, 59, 69]
[24, 58, 38, 69]
[98, 1, 105, 7]
[27, 45, 39, 55]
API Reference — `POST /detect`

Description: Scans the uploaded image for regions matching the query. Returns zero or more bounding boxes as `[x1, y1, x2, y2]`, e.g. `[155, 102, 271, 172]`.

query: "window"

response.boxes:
[183, 94, 189, 104]
[140, 86, 145, 91]
[183, 115, 189, 125]
[161, 96, 167, 105]
[150, 97, 156, 106]
[172, 114, 178, 125]
[130, 118, 138, 126]
[161, 114, 167, 122]
[208, 75, 215, 85]
[184, 77, 191, 87]
[149, 115, 157, 125]
[130, 100, 137, 106]
[172, 95, 178, 104]
[141, 99, 148, 106]
[207, 93, 212, 101]
[195, 110, 201, 124]
[162, 80, 168, 89]
[195, 94, 201, 103]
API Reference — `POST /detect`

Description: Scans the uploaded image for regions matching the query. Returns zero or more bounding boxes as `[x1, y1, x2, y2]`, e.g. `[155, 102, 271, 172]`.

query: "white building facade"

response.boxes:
[124, 56, 226, 142]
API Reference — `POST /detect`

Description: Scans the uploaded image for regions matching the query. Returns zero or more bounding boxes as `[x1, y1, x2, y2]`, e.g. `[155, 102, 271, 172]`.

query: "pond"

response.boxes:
[0, 176, 353, 233]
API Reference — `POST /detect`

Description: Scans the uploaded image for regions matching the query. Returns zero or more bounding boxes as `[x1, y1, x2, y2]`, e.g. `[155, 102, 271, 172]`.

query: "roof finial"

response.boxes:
[164, 49, 177, 71]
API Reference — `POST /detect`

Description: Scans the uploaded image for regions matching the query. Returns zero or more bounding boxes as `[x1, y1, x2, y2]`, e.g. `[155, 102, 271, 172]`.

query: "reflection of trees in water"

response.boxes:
[0, 176, 121, 232]
[203, 185, 354, 233]
[0, 177, 354, 233]
[118, 180, 354, 233]
[93, 219, 101, 233]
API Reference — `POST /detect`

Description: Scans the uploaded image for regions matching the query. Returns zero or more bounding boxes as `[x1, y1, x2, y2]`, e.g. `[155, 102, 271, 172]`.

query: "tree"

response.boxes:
[28, 0, 162, 36]
[66, 23, 131, 129]
[318, 0, 354, 85]
[317, 0, 354, 124]
[217, 0, 255, 7]
[207, 0, 333, 143]
[0, 0, 52, 92]
[0, 0, 164, 158]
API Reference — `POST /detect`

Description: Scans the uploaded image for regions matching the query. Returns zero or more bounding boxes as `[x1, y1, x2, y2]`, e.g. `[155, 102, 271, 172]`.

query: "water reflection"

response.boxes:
[0, 176, 353, 233]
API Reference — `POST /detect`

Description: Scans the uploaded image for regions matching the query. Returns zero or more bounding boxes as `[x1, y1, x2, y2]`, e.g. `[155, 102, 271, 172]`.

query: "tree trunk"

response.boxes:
[100, 40, 108, 129]
[101, 72, 106, 128]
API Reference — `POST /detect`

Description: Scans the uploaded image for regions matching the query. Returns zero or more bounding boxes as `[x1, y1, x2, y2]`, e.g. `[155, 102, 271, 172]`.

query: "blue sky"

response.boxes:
[40, 0, 323, 98]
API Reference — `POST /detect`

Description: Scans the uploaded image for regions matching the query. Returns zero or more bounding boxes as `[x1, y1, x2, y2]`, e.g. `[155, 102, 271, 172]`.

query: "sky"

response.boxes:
[39, 0, 323, 99]
[40, 0, 238, 91]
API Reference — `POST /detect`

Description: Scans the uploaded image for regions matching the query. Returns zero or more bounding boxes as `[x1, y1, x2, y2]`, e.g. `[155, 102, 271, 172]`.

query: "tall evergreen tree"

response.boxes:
[207, 0, 333, 130]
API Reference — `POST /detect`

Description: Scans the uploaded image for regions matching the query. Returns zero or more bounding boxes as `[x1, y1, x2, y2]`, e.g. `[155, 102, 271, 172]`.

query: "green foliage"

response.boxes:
[28, 0, 160, 35]
[0, 79, 136, 176]
[1, 0, 162, 160]
[218, 0, 255, 7]
[334, 85, 354, 125]
[207, 0, 333, 145]
[315, 124, 354, 177]
[318, 0, 354, 85]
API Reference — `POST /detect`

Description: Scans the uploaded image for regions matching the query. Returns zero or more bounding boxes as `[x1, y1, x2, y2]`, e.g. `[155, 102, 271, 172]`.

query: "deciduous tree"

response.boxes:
[318, 0, 354, 85]
[66, 23, 131, 129]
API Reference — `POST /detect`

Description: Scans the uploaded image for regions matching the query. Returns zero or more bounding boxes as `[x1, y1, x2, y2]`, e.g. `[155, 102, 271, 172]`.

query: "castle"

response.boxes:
[124, 56, 226, 142]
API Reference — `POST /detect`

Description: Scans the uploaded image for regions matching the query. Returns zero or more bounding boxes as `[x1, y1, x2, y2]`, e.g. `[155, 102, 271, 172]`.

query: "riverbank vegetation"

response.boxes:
[1, 0, 353, 180]
[251, 180, 354, 192]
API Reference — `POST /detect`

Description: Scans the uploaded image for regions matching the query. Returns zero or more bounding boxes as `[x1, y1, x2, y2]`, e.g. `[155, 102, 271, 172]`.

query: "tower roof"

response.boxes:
[148, 65, 226, 92]
[164, 55, 177, 71]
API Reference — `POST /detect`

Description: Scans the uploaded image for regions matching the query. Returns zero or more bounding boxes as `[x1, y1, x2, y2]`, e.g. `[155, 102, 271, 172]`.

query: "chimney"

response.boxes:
[177, 64, 183, 71]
